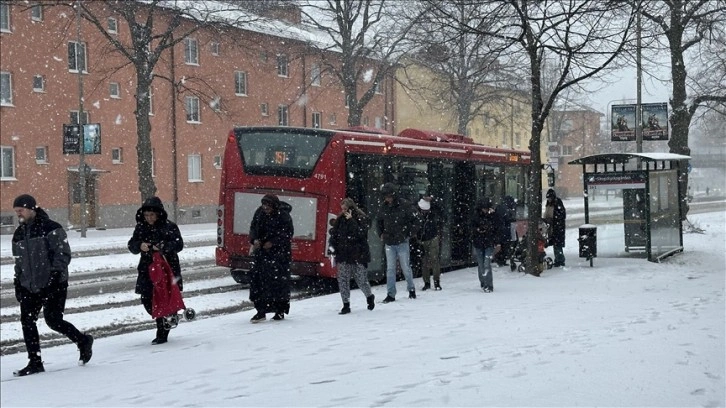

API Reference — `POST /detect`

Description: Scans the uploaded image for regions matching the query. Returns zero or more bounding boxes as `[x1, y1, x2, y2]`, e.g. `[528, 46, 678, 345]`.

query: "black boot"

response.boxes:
[152, 327, 169, 345]
[421, 281, 431, 291]
[366, 294, 375, 310]
[78, 333, 94, 365]
[250, 311, 266, 323]
[339, 302, 351, 315]
[409, 290, 416, 299]
[434, 280, 442, 290]
[14, 357, 44, 377]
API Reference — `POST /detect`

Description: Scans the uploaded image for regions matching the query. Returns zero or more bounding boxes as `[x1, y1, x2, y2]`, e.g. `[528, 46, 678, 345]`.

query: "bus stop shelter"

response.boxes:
[568, 152, 691, 262]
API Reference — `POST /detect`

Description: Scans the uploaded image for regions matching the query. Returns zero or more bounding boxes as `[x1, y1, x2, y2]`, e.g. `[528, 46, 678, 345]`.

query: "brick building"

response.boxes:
[0, 2, 393, 232]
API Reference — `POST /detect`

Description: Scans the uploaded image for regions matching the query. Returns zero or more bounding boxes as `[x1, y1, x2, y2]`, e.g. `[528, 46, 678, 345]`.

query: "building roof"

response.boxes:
[568, 152, 691, 165]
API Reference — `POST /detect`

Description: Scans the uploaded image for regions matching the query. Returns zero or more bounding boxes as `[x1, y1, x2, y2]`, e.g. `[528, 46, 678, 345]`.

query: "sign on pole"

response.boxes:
[63, 124, 101, 154]
[611, 104, 636, 141]
[641, 103, 669, 141]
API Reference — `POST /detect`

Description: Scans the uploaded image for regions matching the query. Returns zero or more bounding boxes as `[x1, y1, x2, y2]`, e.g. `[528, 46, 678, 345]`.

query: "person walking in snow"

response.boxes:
[11, 194, 94, 376]
[248, 194, 294, 323]
[472, 197, 504, 293]
[543, 188, 566, 267]
[376, 182, 421, 303]
[128, 196, 184, 345]
[329, 198, 375, 314]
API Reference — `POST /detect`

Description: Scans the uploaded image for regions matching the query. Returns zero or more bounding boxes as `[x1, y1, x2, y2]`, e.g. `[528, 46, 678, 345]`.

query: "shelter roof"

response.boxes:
[568, 153, 691, 165]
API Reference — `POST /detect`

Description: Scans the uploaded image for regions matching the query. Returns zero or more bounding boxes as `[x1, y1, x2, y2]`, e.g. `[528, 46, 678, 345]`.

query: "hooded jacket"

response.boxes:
[12, 207, 71, 293]
[329, 210, 371, 266]
[377, 196, 421, 246]
[472, 198, 504, 249]
[127, 197, 184, 296]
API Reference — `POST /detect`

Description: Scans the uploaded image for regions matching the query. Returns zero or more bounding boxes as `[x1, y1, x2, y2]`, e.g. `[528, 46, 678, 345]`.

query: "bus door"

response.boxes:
[451, 162, 475, 262]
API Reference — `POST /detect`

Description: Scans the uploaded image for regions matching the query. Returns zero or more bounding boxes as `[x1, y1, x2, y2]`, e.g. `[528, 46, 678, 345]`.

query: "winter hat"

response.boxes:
[546, 189, 556, 199]
[261, 194, 280, 208]
[13, 194, 37, 210]
[418, 198, 431, 211]
[141, 196, 165, 213]
[380, 182, 397, 197]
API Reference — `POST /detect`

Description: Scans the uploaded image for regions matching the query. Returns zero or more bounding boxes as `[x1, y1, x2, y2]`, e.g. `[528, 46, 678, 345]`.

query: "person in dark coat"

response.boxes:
[472, 197, 504, 292]
[11, 194, 94, 376]
[248, 194, 294, 323]
[376, 182, 421, 303]
[329, 198, 375, 314]
[128, 196, 184, 345]
[493, 195, 517, 267]
[416, 194, 444, 291]
[543, 188, 566, 267]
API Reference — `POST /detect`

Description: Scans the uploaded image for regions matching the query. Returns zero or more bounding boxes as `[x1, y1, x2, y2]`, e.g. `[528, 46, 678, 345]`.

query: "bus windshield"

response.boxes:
[234, 128, 332, 178]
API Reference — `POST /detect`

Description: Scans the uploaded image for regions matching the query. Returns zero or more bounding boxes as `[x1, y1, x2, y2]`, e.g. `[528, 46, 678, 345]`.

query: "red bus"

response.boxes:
[216, 126, 531, 283]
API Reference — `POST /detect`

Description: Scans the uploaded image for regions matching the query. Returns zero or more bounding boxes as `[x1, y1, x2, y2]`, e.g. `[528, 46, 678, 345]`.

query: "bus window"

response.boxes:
[235, 129, 331, 178]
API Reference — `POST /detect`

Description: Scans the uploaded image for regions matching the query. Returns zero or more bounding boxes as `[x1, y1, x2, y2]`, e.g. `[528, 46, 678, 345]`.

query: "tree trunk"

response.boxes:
[135, 69, 157, 201]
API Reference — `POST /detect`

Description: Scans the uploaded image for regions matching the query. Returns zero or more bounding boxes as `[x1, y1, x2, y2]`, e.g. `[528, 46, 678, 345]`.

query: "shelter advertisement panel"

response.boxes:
[641, 103, 669, 141]
[611, 105, 636, 141]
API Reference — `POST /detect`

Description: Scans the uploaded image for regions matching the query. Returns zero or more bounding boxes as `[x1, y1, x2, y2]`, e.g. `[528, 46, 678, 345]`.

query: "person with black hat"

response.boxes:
[472, 197, 504, 292]
[376, 182, 421, 303]
[11, 194, 94, 376]
[128, 196, 185, 344]
[248, 194, 294, 323]
[543, 188, 566, 267]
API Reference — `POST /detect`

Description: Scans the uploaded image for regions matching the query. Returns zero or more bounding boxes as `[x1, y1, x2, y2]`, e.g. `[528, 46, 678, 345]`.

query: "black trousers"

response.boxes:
[140, 293, 170, 337]
[19, 283, 85, 360]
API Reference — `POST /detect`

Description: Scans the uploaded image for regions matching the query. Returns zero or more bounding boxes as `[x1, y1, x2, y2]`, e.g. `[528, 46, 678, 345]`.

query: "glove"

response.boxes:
[14, 278, 22, 303]
[47, 270, 62, 288]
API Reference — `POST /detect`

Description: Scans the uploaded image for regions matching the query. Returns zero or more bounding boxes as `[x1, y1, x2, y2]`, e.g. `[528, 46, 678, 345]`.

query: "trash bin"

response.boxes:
[578, 225, 597, 261]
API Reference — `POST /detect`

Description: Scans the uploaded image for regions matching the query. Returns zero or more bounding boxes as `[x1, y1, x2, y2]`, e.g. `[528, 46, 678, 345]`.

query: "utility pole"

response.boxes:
[76, 0, 87, 237]
[635, 0, 642, 153]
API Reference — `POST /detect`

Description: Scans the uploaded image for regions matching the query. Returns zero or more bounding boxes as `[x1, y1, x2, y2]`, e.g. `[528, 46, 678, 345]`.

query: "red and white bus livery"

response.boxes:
[216, 126, 531, 283]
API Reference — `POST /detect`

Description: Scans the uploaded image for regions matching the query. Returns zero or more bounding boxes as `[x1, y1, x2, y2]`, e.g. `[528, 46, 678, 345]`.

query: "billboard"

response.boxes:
[63, 124, 101, 154]
[611, 103, 669, 142]
[641, 102, 668, 141]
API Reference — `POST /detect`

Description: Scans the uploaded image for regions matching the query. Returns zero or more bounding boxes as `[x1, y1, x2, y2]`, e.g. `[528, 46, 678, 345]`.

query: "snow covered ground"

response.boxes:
[0, 206, 723, 406]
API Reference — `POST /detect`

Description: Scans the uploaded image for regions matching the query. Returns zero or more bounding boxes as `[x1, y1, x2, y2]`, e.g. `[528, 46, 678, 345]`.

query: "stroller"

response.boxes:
[509, 220, 553, 274]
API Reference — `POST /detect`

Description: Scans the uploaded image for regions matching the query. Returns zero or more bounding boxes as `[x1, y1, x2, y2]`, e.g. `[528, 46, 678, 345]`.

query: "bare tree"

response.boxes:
[400, 0, 516, 135]
[467, 0, 635, 275]
[298, 0, 417, 127]
[72, 0, 257, 200]
[639, 0, 726, 215]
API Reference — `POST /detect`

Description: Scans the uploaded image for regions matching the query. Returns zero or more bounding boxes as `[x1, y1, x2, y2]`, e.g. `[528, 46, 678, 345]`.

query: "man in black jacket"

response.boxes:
[376, 183, 421, 303]
[12, 194, 94, 377]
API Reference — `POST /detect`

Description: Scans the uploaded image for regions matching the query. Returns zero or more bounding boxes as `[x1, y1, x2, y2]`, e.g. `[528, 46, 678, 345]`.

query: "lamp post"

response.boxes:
[75, 0, 87, 238]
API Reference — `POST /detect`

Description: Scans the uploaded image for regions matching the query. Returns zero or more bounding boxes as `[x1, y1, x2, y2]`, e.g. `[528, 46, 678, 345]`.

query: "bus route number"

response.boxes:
[313, 174, 326, 181]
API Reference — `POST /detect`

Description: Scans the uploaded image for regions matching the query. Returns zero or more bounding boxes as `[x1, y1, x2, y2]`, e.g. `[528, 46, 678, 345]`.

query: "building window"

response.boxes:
[32, 75, 44, 92]
[184, 38, 198, 65]
[311, 63, 321, 86]
[187, 154, 202, 181]
[35, 146, 47, 164]
[562, 145, 573, 156]
[234, 71, 247, 96]
[185, 96, 200, 123]
[278, 105, 289, 126]
[151, 148, 156, 177]
[0, 72, 12, 106]
[259, 51, 268, 62]
[277, 54, 288, 77]
[210, 42, 219, 56]
[107, 17, 118, 33]
[374, 116, 383, 129]
[213, 155, 222, 169]
[312, 112, 321, 129]
[70, 110, 89, 125]
[374, 80, 382, 94]
[68, 41, 87, 72]
[1, 3, 10, 32]
[260, 103, 268, 116]
[109, 82, 120, 98]
[329, 113, 337, 125]
[1, 146, 14, 179]
[345, 94, 350, 108]
[112, 147, 123, 163]
[31, 3, 43, 21]
[363, 116, 369, 126]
